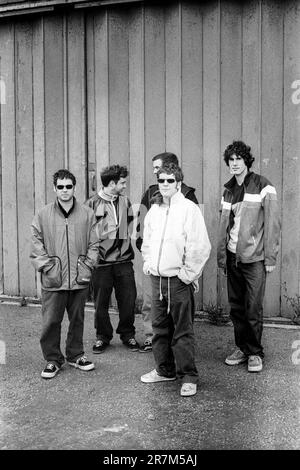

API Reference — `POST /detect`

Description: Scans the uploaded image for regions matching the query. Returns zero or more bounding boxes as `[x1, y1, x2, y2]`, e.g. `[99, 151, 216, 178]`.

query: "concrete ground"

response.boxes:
[0, 301, 300, 451]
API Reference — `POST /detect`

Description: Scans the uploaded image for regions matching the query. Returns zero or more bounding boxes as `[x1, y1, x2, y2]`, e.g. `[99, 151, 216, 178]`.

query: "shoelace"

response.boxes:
[47, 364, 55, 370]
[128, 338, 136, 345]
[95, 340, 103, 347]
[78, 355, 88, 364]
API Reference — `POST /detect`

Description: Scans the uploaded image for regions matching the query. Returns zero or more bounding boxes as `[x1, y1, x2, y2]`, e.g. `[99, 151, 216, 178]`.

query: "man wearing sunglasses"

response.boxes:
[30, 169, 99, 379]
[136, 153, 198, 353]
[140, 163, 211, 397]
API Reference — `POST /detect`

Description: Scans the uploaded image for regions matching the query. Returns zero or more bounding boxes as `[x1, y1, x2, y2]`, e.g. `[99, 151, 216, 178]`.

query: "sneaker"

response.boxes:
[68, 356, 95, 371]
[123, 338, 140, 352]
[139, 337, 152, 353]
[93, 339, 109, 354]
[141, 369, 176, 383]
[248, 355, 263, 372]
[225, 348, 247, 365]
[41, 363, 60, 379]
[180, 383, 197, 397]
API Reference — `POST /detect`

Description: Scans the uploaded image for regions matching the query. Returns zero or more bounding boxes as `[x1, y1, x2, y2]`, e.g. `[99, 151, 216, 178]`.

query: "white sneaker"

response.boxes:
[140, 369, 176, 383]
[180, 383, 197, 397]
[225, 348, 247, 365]
[248, 355, 263, 372]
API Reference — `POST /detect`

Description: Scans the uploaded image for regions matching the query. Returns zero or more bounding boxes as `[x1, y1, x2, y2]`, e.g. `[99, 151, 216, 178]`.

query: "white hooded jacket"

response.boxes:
[141, 191, 211, 287]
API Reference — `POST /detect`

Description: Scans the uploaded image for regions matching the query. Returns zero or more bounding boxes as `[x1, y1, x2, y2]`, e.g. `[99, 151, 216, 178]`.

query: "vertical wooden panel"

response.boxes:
[219, 0, 242, 310]
[128, 5, 145, 293]
[32, 17, 45, 298]
[44, 16, 64, 203]
[108, 9, 129, 169]
[0, 23, 19, 295]
[202, 1, 221, 309]
[15, 21, 35, 296]
[165, 3, 181, 157]
[181, 2, 203, 196]
[67, 12, 86, 202]
[281, 0, 300, 317]
[261, 0, 283, 316]
[86, 14, 96, 197]
[144, 6, 165, 187]
[94, 11, 109, 189]
[242, 0, 261, 160]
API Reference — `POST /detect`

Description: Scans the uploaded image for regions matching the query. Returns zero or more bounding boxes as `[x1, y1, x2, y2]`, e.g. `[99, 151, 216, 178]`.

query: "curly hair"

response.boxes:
[223, 141, 254, 169]
[157, 163, 184, 182]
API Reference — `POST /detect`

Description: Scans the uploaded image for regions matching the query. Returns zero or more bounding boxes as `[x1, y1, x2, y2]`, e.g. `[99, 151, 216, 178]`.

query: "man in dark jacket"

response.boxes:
[30, 169, 99, 379]
[217, 141, 281, 373]
[136, 152, 198, 352]
[86, 165, 139, 354]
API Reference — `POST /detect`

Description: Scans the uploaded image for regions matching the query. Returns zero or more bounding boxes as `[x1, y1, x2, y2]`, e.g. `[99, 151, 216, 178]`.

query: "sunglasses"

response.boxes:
[157, 178, 176, 184]
[56, 184, 74, 190]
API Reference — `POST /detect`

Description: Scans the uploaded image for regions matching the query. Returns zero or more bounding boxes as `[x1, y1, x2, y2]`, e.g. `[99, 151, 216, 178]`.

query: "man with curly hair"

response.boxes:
[217, 141, 280, 372]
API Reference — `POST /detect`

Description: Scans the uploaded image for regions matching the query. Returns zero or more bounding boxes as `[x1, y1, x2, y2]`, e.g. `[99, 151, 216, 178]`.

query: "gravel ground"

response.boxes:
[0, 302, 300, 451]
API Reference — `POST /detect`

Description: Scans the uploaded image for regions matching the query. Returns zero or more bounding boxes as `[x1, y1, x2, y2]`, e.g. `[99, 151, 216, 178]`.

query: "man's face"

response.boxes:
[152, 158, 163, 175]
[157, 172, 178, 199]
[228, 154, 247, 176]
[54, 178, 75, 203]
[111, 177, 127, 195]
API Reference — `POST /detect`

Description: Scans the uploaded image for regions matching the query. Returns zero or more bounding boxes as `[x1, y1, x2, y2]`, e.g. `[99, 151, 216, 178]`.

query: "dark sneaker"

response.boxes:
[139, 337, 152, 353]
[93, 339, 109, 354]
[68, 356, 95, 371]
[41, 363, 60, 379]
[225, 348, 247, 365]
[248, 355, 263, 372]
[123, 338, 140, 352]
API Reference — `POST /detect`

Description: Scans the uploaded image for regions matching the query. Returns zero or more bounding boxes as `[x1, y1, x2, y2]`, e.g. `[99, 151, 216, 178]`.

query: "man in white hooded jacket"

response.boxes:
[140, 163, 211, 396]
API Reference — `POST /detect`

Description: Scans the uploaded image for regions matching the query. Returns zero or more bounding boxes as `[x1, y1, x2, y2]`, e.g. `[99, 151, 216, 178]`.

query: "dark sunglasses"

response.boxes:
[56, 184, 74, 190]
[157, 178, 176, 184]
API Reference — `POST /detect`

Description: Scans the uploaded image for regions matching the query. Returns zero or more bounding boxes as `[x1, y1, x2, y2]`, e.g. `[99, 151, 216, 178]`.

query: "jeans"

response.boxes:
[227, 250, 266, 357]
[141, 273, 153, 338]
[92, 262, 137, 343]
[151, 275, 198, 384]
[40, 288, 88, 367]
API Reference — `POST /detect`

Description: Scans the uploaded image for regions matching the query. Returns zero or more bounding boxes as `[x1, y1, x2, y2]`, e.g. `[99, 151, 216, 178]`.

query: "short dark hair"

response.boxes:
[223, 140, 254, 169]
[152, 152, 179, 165]
[53, 169, 76, 187]
[157, 163, 184, 182]
[100, 164, 128, 187]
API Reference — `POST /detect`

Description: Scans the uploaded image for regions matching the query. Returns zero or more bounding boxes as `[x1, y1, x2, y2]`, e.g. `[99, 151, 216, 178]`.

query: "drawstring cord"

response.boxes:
[159, 276, 171, 314]
[159, 276, 163, 300]
[167, 277, 170, 314]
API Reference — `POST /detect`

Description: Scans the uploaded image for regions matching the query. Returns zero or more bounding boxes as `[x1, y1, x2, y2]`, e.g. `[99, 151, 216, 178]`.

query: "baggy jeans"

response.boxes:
[40, 288, 88, 367]
[141, 273, 153, 338]
[92, 262, 137, 343]
[150, 275, 198, 384]
[226, 250, 266, 358]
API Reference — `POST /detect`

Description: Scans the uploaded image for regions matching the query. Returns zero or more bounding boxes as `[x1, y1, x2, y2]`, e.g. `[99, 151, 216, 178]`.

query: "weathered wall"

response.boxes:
[0, 0, 299, 317]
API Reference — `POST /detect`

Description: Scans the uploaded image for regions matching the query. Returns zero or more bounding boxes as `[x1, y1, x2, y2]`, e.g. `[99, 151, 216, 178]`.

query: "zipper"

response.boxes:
[65, 218, 71, 289]
[157, 205, 170, 275]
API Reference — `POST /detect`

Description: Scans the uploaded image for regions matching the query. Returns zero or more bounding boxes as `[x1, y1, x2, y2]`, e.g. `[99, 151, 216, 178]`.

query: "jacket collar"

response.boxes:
[98, 188, 118, 202]
[224, 171, 253, 190]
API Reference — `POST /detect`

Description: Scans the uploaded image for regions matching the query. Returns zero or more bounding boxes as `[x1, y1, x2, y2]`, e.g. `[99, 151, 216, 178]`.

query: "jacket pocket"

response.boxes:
[41, 257, 62, 288]
[76, 255, 92, 285]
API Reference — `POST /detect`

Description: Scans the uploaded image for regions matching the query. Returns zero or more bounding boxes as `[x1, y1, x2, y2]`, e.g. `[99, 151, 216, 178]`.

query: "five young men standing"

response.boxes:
[31, 140, 281, 394]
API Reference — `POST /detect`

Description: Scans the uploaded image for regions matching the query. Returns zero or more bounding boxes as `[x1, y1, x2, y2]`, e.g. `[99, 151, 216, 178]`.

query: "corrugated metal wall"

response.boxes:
[0, 0, 299, 317]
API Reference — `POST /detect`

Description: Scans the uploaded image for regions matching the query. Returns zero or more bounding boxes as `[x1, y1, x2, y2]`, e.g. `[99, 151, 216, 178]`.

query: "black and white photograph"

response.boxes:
[0, 0, 299, 456]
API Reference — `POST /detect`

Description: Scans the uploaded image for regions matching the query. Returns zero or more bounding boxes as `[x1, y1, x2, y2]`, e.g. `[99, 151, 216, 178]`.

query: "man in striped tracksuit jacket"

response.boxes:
[217, 141, 281, 373]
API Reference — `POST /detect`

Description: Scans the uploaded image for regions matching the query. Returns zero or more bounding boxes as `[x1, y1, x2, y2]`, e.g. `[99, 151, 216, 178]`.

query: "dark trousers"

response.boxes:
[151, 275, 198, 384]
[226, 251, 266, 358]
[92, 262, 137, 343]
[40, 288, 88, 367]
